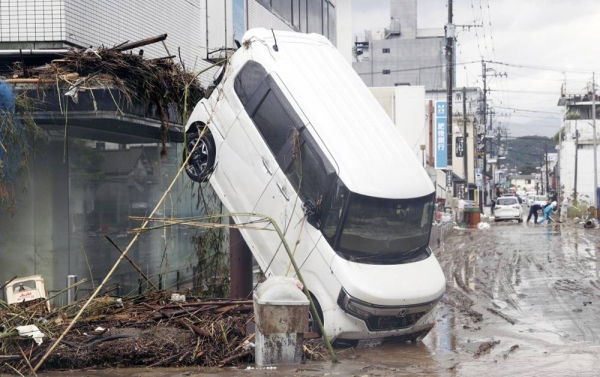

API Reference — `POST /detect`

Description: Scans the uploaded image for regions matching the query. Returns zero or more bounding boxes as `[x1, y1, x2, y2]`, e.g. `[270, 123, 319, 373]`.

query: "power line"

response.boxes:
[486, 60, 596, 74]
[494, 106, 561, 115]
[357, 60, 480, 75]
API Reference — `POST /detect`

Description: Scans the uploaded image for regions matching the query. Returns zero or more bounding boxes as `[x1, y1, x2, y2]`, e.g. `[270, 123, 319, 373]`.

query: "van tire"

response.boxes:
[184, 131, 216, 183]
[308, 293, 324, 337]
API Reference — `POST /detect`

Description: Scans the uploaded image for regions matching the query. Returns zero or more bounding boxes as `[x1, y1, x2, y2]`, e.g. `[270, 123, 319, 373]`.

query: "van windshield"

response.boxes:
[335, 192, 435, 264]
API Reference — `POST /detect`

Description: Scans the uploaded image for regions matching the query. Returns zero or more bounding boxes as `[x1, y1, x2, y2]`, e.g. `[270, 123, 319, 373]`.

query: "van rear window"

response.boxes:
[497, 198, 517, 206]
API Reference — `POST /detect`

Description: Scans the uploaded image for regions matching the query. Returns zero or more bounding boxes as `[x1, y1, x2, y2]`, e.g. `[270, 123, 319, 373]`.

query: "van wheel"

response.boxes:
[308, 294, 324, 337]
[184, 131, 215, 182]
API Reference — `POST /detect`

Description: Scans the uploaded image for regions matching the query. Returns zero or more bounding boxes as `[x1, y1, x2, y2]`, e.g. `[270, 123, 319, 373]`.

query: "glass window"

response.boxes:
[497, 198, 518, 206]
[307, 0, 322, 34]
[251, 91, 297, 157]
[327, 1, 336, 44]
[292, 0, 300, 28]
[284, 131, 329, 203]
[234, 61, 268, 106]
[383, 69, 391, 75]
[322, 179, 348, 241]
[337, 193, 435, 263]
[299, 0, 307, 32]
[272, 0, 292, 24]
[383, 48, 390, 53]
[322, 0, 328, 38]
[232, 0, 246, 41]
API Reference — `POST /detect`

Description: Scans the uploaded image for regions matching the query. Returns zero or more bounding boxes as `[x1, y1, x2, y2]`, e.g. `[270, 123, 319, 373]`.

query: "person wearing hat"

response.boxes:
[537, 201, 558, 225]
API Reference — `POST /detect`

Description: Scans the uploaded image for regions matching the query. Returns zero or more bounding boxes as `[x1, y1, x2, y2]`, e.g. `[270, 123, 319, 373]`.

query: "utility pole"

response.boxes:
[593, 72, 597, 210]
[574, 123, 579, 202]
[446, 0, 454, 204]
[545, 144, 549, 195]
[463, 87, 468, 199]
[481, 60, 487, 210]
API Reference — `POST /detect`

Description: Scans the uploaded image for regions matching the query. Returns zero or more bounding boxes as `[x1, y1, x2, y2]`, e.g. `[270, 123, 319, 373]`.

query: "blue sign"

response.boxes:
[435, 101, 447, 169]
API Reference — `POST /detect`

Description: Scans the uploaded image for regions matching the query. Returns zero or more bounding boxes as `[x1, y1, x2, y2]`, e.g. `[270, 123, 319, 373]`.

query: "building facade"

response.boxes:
[352, 0, 447, 89]
[558, 92, 600, 204]
[0, 0, 350, 301]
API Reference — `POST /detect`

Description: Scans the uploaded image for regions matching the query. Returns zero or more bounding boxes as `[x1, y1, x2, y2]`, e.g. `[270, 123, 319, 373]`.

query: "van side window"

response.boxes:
[284, 131, 329, 204]
[234, 61, 269, 106]
[251, 91, 297, 156]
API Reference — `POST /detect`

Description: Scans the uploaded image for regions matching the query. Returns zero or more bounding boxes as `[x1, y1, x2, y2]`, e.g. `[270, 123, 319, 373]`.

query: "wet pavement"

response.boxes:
[35, 219, 600, 377]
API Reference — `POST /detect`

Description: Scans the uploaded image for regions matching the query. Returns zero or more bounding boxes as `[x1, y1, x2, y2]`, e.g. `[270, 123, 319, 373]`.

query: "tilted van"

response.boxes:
[183, 28, 445, 346]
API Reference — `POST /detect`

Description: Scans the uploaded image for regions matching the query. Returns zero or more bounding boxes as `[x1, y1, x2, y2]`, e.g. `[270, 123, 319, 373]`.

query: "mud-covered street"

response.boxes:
[34, 221, 600, 377]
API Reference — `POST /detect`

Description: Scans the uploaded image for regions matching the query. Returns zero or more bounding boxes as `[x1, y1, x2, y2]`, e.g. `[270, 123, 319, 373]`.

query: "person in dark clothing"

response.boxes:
[527, 203, 543, 223]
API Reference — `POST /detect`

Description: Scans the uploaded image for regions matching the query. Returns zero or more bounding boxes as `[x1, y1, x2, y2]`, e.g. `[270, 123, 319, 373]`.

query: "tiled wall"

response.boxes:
[0, 0, 208, 73]
[63, 0, 205, 71]
[0, 0, 65, 42]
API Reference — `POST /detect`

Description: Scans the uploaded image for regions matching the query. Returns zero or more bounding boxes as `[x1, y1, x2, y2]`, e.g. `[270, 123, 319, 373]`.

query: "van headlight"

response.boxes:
[337, 289, 373, 320]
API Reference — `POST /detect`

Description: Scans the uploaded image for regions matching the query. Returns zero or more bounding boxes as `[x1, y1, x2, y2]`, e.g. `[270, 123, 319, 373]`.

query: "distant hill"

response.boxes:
[503, 136, 556, 174]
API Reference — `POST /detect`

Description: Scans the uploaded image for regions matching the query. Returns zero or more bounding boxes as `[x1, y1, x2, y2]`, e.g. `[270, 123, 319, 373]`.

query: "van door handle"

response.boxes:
[262, 158, 272, 175]
[276, 182, 290, 201]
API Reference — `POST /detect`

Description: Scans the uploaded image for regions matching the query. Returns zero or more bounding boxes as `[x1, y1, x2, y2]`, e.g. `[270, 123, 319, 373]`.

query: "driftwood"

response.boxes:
[0, 291, 326, 374]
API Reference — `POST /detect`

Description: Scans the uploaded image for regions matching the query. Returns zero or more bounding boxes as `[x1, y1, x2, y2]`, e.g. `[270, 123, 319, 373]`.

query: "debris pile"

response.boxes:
[0, 291, 325, 374]
[9, 36, 205, 155]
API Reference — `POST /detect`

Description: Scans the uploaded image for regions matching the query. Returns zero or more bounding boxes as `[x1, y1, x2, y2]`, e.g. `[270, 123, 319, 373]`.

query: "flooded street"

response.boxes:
[37, 221, 600, 377]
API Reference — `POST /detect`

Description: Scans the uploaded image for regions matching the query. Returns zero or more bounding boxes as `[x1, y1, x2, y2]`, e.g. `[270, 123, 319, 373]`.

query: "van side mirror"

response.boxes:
[302, 198, 321, 227]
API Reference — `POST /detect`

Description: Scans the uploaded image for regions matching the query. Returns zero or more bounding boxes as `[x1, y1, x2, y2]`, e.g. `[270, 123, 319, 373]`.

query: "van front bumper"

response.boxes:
[330, 305, 438, 347]
[326, 290, 442, 346]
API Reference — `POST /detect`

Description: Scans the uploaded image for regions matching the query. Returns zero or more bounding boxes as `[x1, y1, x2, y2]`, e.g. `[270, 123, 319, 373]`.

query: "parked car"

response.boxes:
[525, 191, 537, 206]
[531, 195, 549, 208]
[502, 193, 522, 204]
[182, 28, 445, 346]
[494, 196, 523, 222]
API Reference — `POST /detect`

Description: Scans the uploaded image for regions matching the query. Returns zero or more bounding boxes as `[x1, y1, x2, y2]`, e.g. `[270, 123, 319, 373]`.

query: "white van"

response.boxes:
[183, 28, 445, 346]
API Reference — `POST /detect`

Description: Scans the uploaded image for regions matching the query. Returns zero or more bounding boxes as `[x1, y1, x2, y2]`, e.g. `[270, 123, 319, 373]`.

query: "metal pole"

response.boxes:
[483, 106, 492, 206]
[66, 275, 77, 305]
[545, 144, 549, 195]
[575, 122, 579, 202]
[481, 60, 487, 211]
[463, 87, 468, 198]
[593, 72, 597, 210]
[446, 0, 454, 204]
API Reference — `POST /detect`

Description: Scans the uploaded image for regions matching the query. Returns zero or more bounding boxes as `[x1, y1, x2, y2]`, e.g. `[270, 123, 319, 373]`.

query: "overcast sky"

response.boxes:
[352, 0, 600, 139]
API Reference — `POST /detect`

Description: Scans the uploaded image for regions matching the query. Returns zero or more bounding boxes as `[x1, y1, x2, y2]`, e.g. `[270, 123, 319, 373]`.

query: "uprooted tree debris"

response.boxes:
[0, 291, 327, 374]
[0, 34, 206, 212]
[8, 34, 205, 154]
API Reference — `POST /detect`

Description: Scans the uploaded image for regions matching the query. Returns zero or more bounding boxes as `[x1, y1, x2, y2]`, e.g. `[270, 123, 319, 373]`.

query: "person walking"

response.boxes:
[537, 201, 558, 225]
[527, 203, 543, 224]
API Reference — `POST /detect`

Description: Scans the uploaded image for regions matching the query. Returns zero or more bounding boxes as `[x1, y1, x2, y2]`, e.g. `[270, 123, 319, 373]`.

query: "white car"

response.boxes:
[183, 28, 445, 346]
[531, 195, 548, 208]
[494, 196, 523, 222]
[525, 191, 537, 206]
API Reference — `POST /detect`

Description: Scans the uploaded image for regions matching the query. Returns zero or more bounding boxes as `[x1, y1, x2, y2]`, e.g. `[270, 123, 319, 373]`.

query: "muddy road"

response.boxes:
[37, 222, 600, 377]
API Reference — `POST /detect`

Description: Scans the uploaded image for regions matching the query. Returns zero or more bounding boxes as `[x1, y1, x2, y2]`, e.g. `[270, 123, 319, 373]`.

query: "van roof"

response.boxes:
[234, 29, 434, 199]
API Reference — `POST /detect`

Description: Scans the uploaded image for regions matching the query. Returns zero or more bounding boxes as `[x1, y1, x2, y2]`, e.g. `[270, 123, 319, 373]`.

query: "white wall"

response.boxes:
[335, 0, 353, 63]
[560, 119, 600, 202]
[370, 86, 427, 159]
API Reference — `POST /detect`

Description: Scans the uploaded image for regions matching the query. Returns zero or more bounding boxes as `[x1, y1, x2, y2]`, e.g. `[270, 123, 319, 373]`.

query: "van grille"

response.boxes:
[365, 312, 427, 331]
